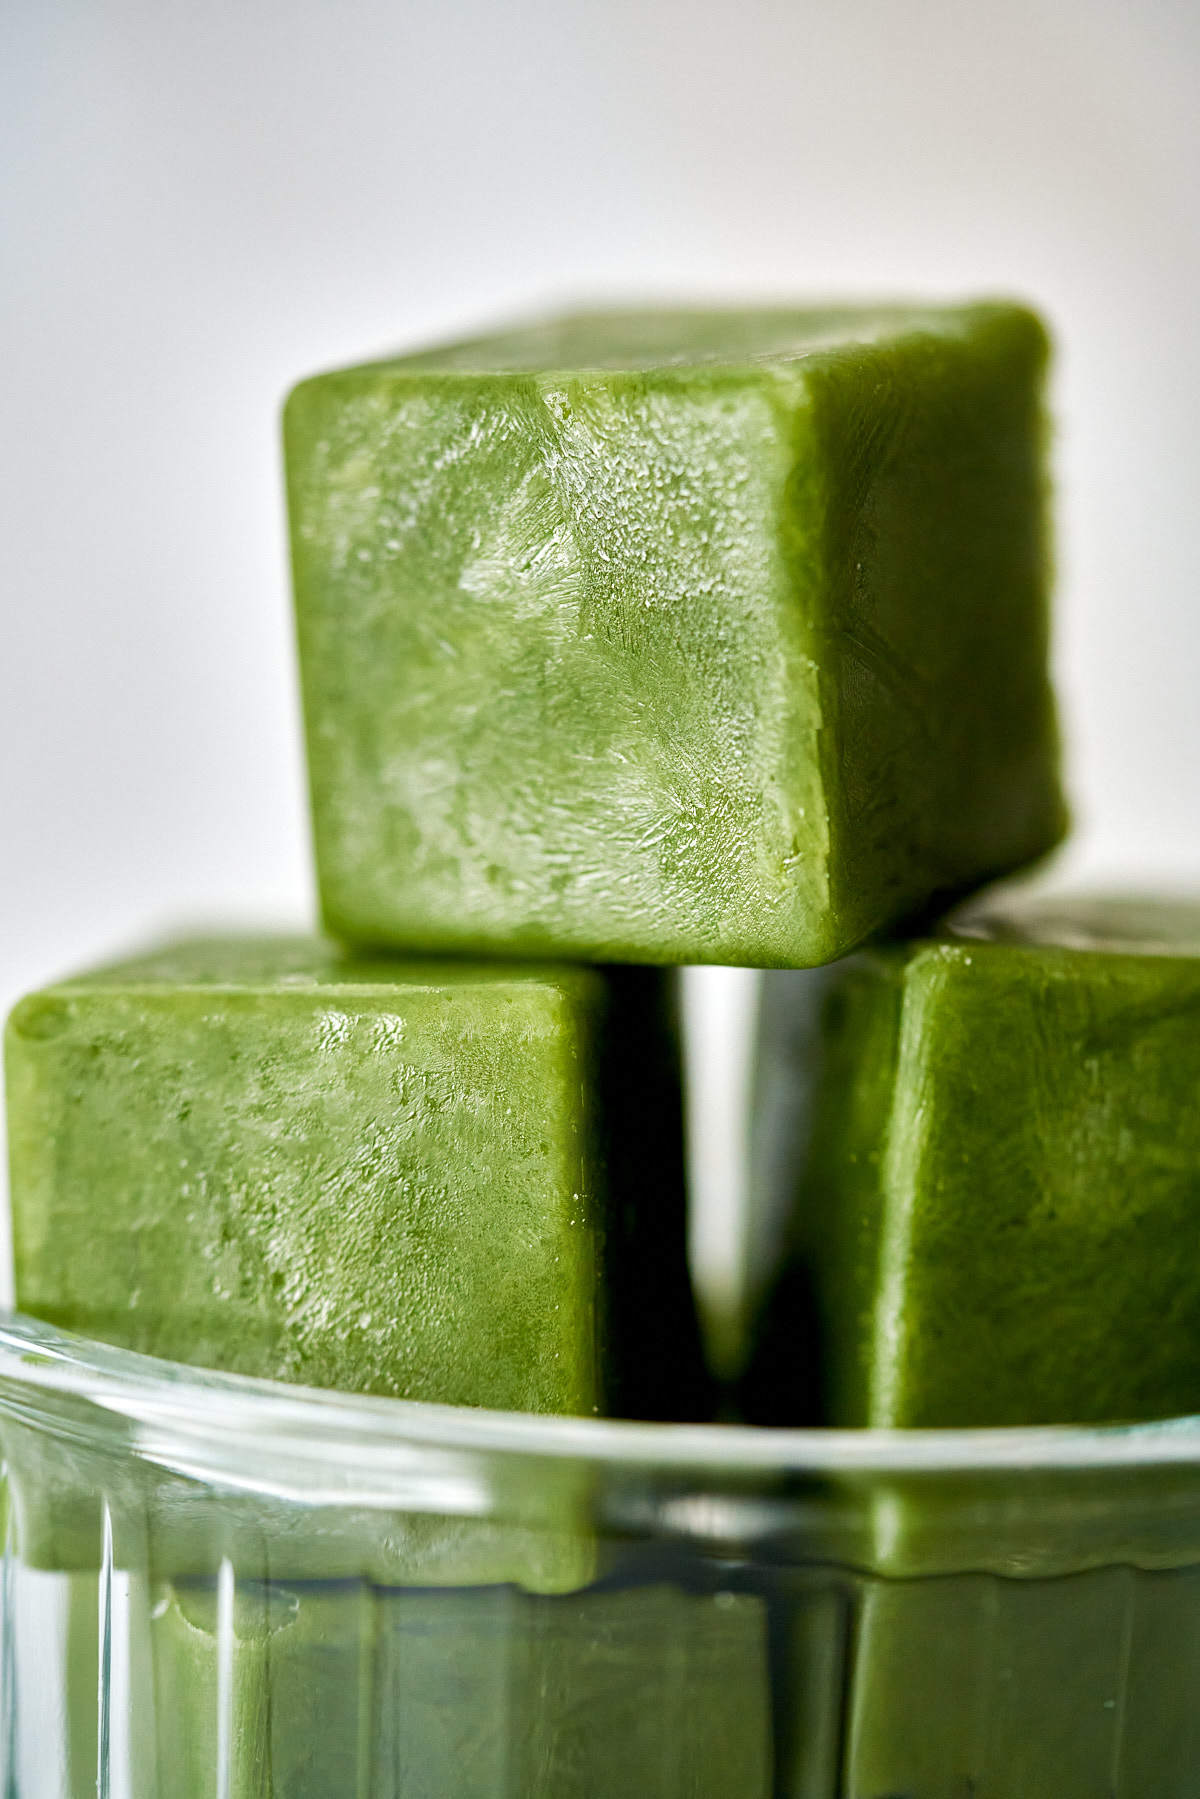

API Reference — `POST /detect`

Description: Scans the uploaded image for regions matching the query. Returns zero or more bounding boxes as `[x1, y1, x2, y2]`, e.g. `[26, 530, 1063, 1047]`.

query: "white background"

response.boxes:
[2, 0, 1198, 1316]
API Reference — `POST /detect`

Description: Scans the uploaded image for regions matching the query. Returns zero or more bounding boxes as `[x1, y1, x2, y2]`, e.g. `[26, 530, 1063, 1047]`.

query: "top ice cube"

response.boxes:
[285, 305, 1065, 967]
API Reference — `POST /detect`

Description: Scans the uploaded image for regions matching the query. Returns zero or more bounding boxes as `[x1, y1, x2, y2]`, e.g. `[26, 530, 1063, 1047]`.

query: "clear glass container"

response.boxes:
[3, 1309, 1200, 1797]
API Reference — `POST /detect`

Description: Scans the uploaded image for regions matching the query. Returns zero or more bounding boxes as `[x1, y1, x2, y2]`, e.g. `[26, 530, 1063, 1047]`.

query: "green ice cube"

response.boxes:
[150, 1578, 772, 1798]
[6, 937, 705, 1423]
[285, 304, 1063, 969]
[747, 896, 1200, 1798]
[748, 895, 1200, 1428]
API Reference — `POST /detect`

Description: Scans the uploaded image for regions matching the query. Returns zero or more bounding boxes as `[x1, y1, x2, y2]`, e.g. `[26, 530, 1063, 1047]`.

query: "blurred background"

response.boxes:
[2, 0, 1198, 1317]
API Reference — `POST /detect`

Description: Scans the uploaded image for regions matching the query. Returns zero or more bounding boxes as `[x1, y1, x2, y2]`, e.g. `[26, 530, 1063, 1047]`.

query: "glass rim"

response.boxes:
[3, 1309, 1200, 1478]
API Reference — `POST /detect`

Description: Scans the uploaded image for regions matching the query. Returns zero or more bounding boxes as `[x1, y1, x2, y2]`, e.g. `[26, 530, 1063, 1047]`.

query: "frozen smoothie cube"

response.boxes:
[5, 938, 706, 1420]
[748, 900, 1200, 1797]
[150, 1577, 772, 1799]
[284, 303, 1064, 969]
[151, 1578, 374, 1799]
[844, 1565, 1158, 1799]
[827, 1477, 1200, 1799]
[746, 895, 1200, 1427]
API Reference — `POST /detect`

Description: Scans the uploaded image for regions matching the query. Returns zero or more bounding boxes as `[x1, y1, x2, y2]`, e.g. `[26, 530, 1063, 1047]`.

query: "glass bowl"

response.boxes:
[2, 1310, 1200, 1798]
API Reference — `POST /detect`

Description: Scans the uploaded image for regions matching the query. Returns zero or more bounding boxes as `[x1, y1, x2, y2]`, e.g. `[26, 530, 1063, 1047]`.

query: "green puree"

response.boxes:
[747, 894, 1200, 1429]
[284, 304, 1064, 969]
[5, 937, 706, 1423]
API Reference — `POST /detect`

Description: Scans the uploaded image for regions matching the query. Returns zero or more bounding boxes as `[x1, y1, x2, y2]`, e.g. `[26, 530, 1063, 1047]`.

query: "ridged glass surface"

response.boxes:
[3, 1312, 1200, 1797]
